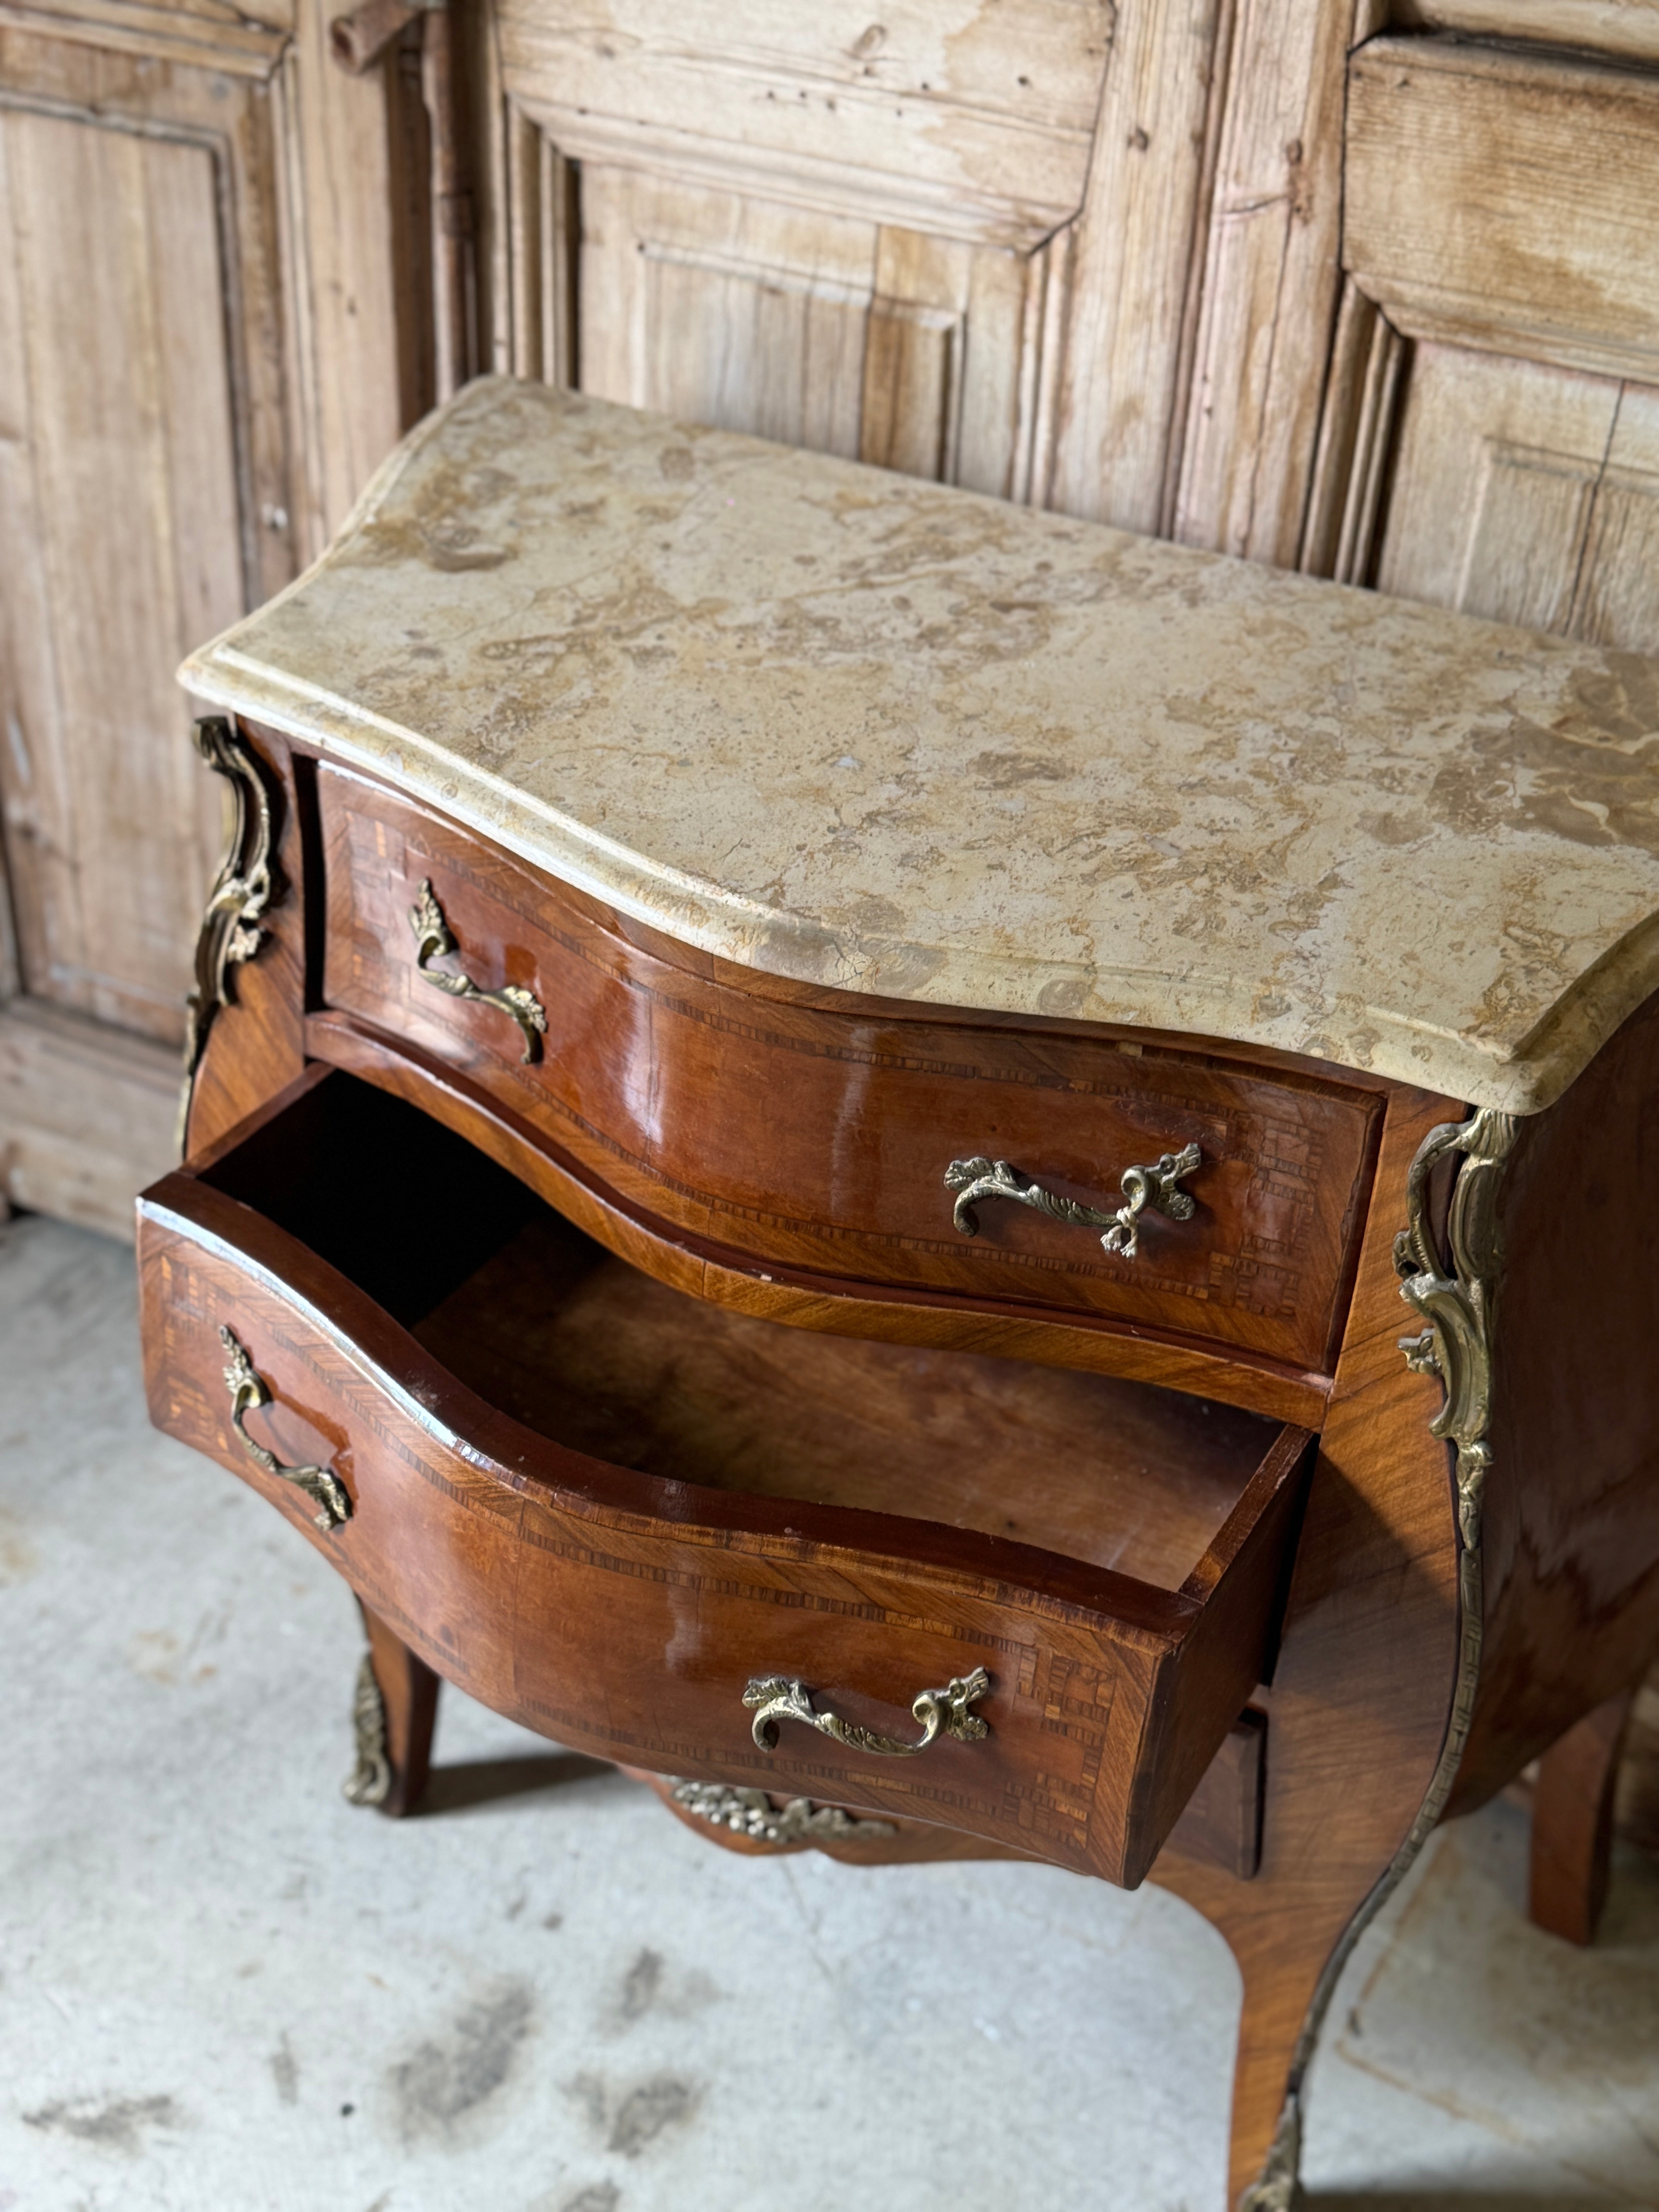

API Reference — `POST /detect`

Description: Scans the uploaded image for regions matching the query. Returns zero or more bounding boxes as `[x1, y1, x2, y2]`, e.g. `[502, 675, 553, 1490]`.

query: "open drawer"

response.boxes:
[137, 1066, 1314, 1887]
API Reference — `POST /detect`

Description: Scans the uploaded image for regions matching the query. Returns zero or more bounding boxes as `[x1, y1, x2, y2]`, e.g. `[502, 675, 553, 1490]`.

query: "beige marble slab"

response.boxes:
[182, 377, 1659, 1113]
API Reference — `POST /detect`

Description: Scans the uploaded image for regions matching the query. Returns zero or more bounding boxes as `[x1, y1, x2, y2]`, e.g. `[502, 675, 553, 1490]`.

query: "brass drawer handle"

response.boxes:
[945, 1140, 1203, 1261]
[409, 879, 548, 1063]
[220, 1326, 352, 1532]
[744, 1666, 991, 1757]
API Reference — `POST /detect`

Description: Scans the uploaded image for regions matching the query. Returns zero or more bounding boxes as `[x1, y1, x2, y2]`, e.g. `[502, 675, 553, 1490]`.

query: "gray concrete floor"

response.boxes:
[2, 1212, 1657, 2212]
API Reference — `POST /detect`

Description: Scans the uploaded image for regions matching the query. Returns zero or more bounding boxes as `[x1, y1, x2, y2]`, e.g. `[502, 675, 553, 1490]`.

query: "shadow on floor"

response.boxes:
[417, 1750, 618, 1815]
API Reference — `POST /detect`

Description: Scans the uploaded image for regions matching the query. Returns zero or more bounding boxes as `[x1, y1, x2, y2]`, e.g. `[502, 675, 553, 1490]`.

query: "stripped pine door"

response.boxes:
[0, 0, 427, 1229]
[477, 0, 1659, 658]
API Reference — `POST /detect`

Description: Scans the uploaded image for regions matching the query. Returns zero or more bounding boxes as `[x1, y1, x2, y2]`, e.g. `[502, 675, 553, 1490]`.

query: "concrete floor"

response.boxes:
[3, 1212, 1657, 2212]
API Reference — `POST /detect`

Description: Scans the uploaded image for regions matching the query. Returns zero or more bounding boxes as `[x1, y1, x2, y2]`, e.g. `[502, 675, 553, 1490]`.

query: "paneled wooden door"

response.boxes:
[0, 0, 427, 1230]
[474, 0, 1659, 634]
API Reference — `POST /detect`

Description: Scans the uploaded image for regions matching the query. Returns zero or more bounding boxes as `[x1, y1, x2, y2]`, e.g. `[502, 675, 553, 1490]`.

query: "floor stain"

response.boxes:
[563, 2187, 620, 2212]
[270, 2035, 299, 2106]
[602, 1947, 718, 2033]
[615, 1950, 662, 2025]
[608, 2076, 698, 2158]
[567, 2069, 699, 2158]
[390, 1982, 534, 2138]
[23, 2094, 182, 2152]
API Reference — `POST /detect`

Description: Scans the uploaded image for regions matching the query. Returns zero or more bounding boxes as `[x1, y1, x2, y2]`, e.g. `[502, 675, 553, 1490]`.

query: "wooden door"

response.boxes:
[1179, 2, 1659, 650]
[472, 0, 1659, 656]
[474, 0, 1240, 535]
[0, 0, 426, 1231]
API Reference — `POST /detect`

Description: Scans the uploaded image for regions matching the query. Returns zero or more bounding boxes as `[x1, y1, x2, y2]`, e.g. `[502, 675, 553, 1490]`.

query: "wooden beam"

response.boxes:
[1346, 36, 1659, 385]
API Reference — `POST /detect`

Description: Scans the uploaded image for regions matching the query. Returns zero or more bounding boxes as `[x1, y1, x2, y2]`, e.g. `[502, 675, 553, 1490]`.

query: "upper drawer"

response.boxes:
[139, 1065, 1311, 1889]
[319, 767, 1380, 1377]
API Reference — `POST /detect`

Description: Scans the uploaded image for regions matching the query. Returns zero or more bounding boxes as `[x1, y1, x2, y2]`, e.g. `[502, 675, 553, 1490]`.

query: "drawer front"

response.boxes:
[139, 1175, 1305, 1888]
[319, 768, 1378, 1374]
[140, 1197, 1199, 1883]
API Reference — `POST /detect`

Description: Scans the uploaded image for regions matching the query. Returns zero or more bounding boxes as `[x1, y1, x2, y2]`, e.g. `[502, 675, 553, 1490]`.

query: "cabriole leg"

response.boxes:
[1529, 1688, 1637, 1946]
[343, 1598, 440, 1818]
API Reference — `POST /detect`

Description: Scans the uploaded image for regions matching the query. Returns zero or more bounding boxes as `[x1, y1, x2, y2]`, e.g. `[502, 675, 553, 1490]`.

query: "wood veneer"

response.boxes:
[166, 717, 1659, 2212]
[317, 762, 1382, 1378]
[142, 1065, 1314, 1889]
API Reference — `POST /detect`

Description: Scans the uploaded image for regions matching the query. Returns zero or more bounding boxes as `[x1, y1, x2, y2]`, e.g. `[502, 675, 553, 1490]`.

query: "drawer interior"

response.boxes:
[202, 1070, 1284, 1592]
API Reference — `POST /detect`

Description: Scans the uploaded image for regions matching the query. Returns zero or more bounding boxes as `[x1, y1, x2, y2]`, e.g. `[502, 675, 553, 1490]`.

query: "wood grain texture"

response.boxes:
[628, 1705, 1266, 1876]
[1457, 984, 1659, 1810]
[495, 0, 1113, 251]
[304, 1006, 1332, 1428]
[273, 0, 427, 563]
[0, 0, 289, 76]
[1173, 0, 1376, 565]
[629, 1763, 1040, 1863]
[574, 162, 1049, 501]
[1372, 346, 1659, 645]
[0, 996, 177, 1232]
[0, 41, 278, 1044]
[0, 0, 421, 1223]
[318, 766, 1382, 1378]
[1529, 1689, 1636, 1946]
[357, 1595, 441, 1819]
[1346, 36, 1659, 386]
[410, 1214, 1283, 1591]
[1150, 1084, 1467, 2204]
[1042, 0, 1224, 532]
[1394, 0, 1659, 69]
[138, 1073, 1315, 1887]
[1298, 276, 1405, 587]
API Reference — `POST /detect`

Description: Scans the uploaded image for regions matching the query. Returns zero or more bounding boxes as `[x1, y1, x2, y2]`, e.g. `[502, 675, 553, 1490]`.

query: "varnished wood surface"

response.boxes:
[306, 1003, 1332, 1429]
[629, 1706, 1269, 1880]
[626, 1765, 1044, 1866]
[412, 1213, 1278, 1589]
[1149, 1083, 1468, 2204]
[318, 763, 1382, 1377]
[357, 1597, 441, 1820]
[139, 1065, 1314, 1888]
[1528, 1690, 1637, 1947]
[161, 719, 1659, 2209]
[1462, 982, 1659, 1809]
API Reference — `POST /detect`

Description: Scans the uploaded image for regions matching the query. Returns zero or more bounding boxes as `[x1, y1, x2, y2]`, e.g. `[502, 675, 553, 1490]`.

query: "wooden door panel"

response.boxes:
[579, 167, 876, 459]
[577, 163, 1050, 496]
[1575, 386, 1659, 649]
[0, 88, 247, 1042]
[496, 0, 1113, 248]
[1393, 0, 1659, 70]
[1346, 37, 1659, 386]
[0, 2, 425, 1228]
[1365, 345, 1659, 655]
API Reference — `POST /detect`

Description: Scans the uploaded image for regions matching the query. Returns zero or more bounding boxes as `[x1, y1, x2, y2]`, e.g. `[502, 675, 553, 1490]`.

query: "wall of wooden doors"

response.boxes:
[3, 0, 1658, 1239]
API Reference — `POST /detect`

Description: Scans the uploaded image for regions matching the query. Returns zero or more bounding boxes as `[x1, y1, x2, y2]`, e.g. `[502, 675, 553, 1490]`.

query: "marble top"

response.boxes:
[182, 377, 1659, 1113]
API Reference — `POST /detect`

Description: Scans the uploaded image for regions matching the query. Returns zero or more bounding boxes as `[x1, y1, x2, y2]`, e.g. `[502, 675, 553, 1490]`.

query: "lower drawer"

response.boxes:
[138, 1068, 1312, 1887]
